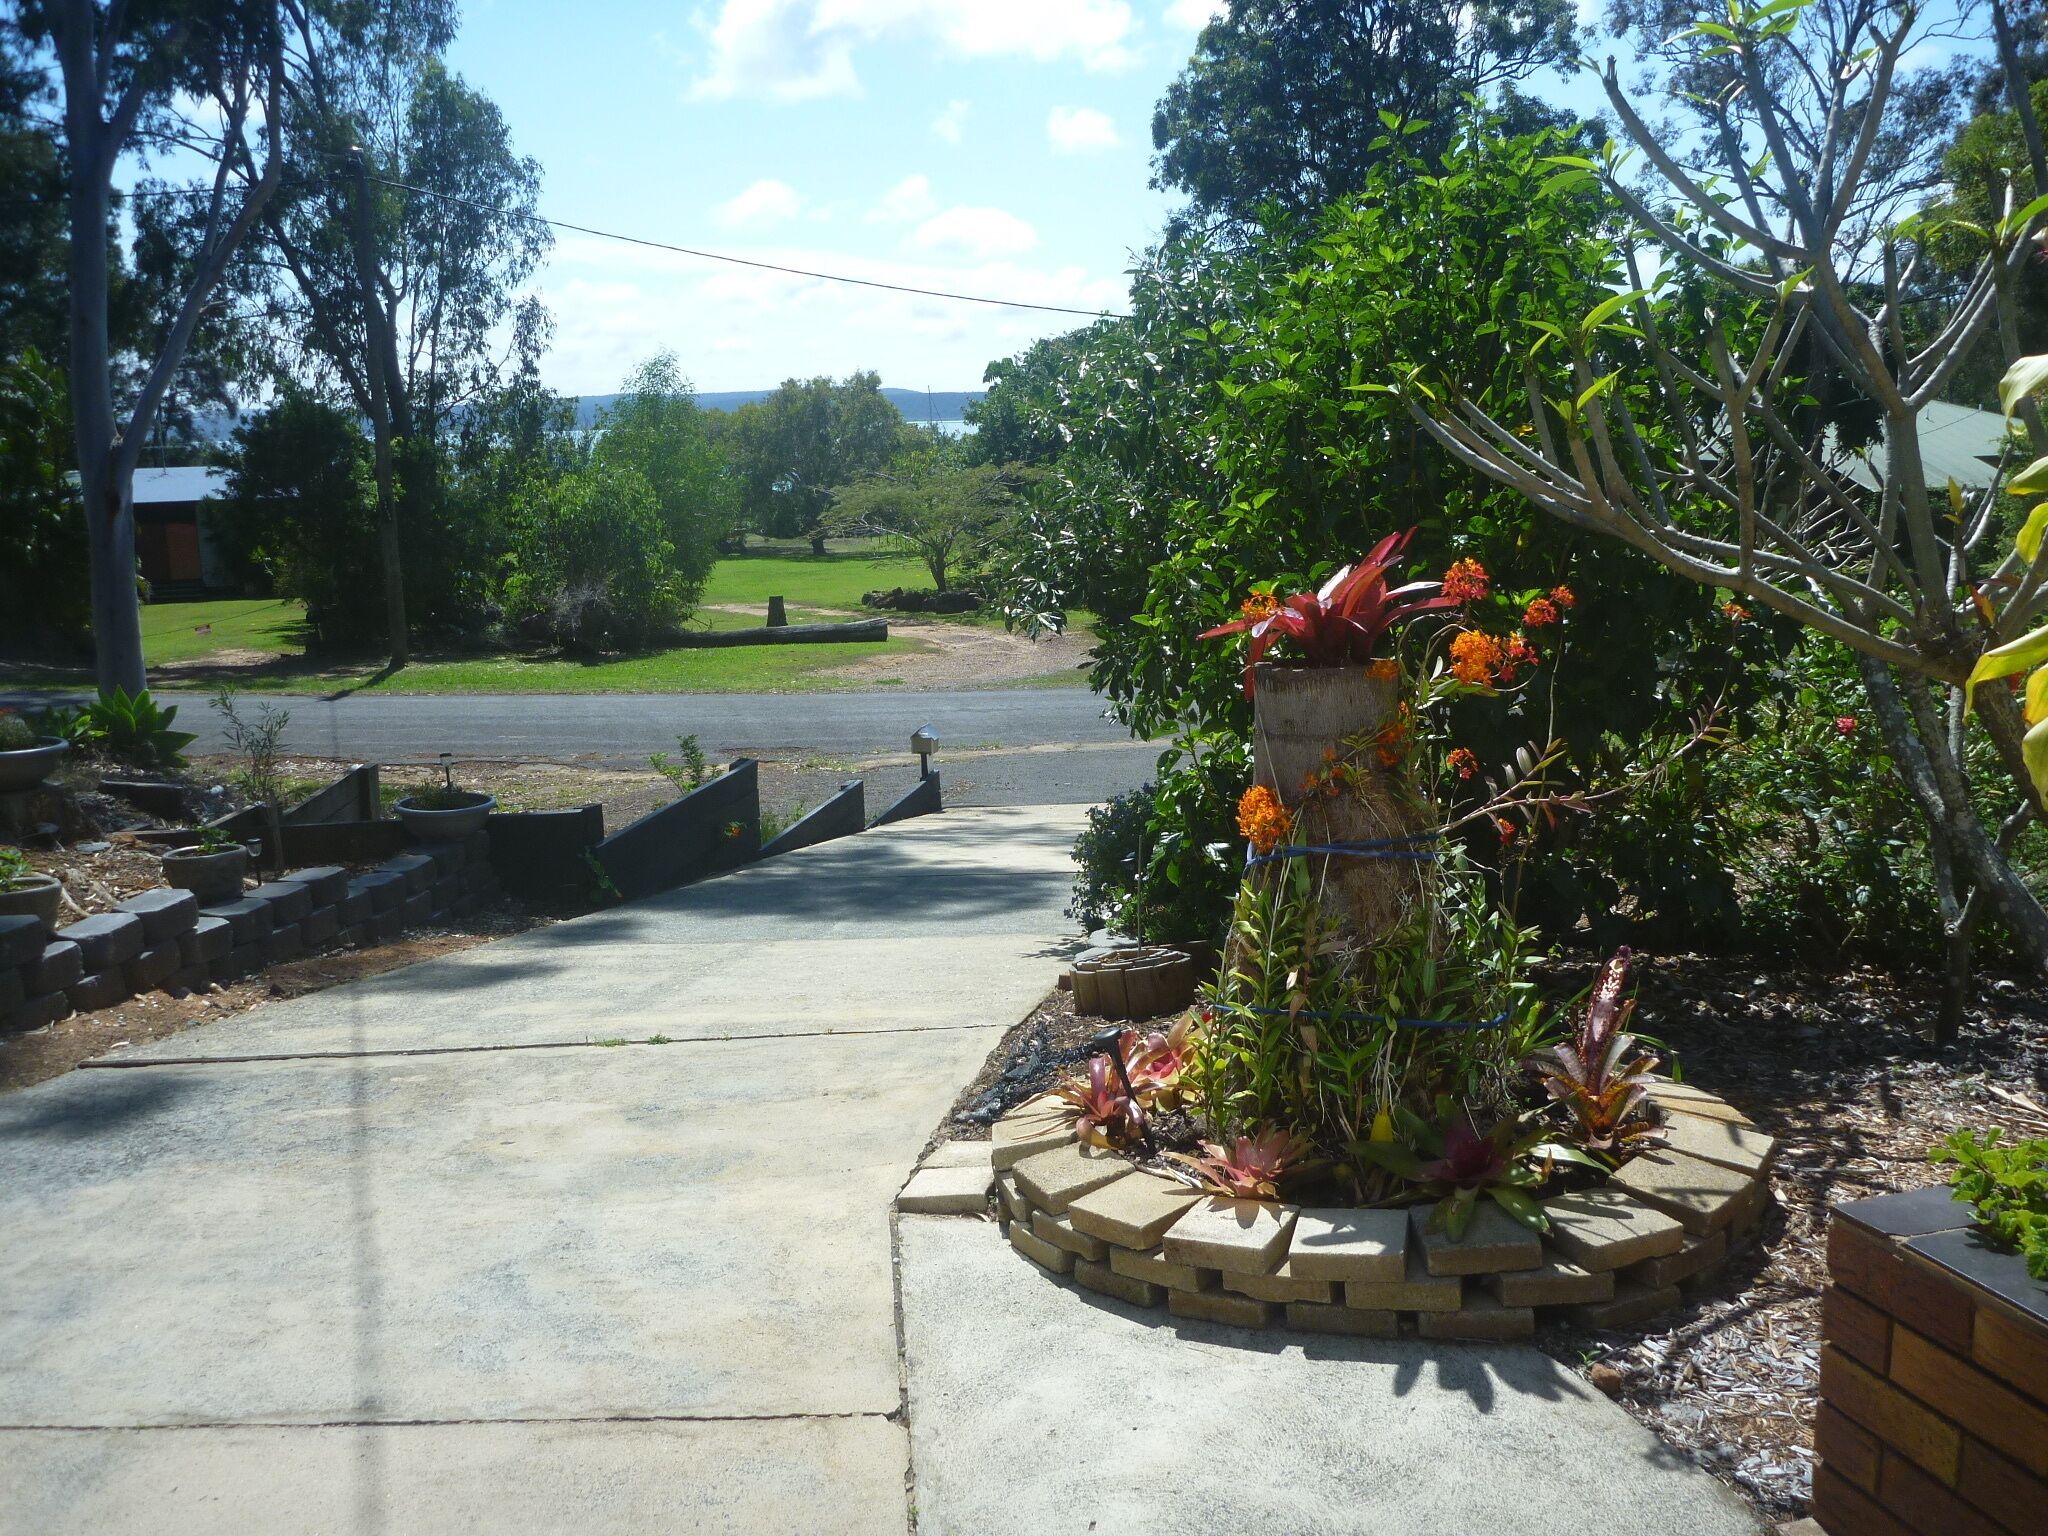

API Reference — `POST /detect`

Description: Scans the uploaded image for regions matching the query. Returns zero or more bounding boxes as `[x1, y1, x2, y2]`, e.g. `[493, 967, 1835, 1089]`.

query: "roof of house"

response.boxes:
[1833, 399, 2015, 491]
[131, 466, 228, 505]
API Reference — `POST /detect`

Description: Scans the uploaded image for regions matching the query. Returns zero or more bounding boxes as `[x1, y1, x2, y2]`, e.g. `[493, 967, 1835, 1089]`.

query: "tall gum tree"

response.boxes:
[22, 0, 288, 693]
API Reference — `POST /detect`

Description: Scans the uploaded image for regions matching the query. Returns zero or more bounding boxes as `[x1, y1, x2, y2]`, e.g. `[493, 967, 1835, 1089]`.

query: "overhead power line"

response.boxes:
[364, 171, 1132, 321]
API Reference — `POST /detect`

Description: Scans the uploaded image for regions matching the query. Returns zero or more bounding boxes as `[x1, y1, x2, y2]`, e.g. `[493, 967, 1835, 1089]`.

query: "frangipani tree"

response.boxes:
[1403, 0, 2048, 1007]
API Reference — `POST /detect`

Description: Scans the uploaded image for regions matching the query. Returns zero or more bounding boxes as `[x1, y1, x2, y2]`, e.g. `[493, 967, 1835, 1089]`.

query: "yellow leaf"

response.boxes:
[2027, 665, 2048, 728]
[1966, 623, 2048, 709]
[2021, 501, 2048, 565]
[2027, 715, 2048, 802]
[1370, 1109, 1396, 1143]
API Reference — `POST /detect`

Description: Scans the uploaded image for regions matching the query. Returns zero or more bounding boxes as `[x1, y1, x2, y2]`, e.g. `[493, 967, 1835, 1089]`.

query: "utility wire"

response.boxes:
[359, 171, 1130, 321]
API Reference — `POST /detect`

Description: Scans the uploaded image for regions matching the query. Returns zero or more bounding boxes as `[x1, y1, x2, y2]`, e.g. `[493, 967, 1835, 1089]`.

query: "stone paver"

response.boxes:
[1162, 1196, 1297, 1273]
[1030, 1208, 1109, 1261]
[918, 1141, 994, 1172]
[1342, 1245, 1464, 1313]
[1009, 1142, 1128, 1214]
[1410, 1199, 1543, 1276]
[1610, 1149, 1755, 1235]
[897, 1165, 994, 1215]
[1223, 1259, 1332, 1304]
[1107, 1245, 1216, 1293]
[1657, 1113, 1777, 1175]
[1288, 1207, 1408, 1282]
[1492, 1254, 1614, 1307]
[1543, 1188, 1688, 1271]
[1064, 1170, 1200, 1248]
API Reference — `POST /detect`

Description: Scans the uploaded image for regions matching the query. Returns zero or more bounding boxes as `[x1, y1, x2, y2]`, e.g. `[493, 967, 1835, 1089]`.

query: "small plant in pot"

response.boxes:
[161, 825, 253, 903]
[0, 845, 64, 932]
[0, 707, 68, 793]
[394, 755, 496, 842]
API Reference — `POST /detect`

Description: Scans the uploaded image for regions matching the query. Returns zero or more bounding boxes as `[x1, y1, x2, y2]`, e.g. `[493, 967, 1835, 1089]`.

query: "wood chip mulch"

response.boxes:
[942, 952, 2048, 1529]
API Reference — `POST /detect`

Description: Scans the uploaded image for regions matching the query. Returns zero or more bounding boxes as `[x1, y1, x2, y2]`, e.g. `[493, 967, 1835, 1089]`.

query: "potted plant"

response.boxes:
[0, 707, 68, 792]
[0, 846, 63, 931]
[162, 825, 253, 902]
[394, 756, 496, 842]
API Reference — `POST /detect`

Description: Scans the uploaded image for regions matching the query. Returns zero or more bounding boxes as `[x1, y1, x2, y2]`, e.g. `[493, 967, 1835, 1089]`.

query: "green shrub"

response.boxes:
[73, 688, 196, 770]
[502, 462, 681, 651]
[1933, 1130, 2048, 1282]
[1069, 732, 1248, 944]
[0, 712, 37, 751]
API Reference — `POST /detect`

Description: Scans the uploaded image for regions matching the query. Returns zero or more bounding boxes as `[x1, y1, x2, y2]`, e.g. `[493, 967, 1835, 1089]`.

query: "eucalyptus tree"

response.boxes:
[1405, 0, 2048, 1004]
[254, 0, 546, 660]
[18, 0, 288, 692]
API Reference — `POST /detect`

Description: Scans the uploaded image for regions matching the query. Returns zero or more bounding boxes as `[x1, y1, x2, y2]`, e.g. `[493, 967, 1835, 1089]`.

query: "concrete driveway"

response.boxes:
[0, 806, 1088, 1535]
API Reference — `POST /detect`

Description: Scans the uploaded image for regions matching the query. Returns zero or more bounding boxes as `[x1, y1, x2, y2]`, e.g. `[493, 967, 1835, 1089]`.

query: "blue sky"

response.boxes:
[446, 0, 1231, 398]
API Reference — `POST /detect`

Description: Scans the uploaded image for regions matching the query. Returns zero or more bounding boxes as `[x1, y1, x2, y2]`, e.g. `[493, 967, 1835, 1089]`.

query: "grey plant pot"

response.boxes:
[395, 792, 496, 843]
[0, 736, 67, 792]
[162, 845, 251, 903]
[0, 873, 63, 933]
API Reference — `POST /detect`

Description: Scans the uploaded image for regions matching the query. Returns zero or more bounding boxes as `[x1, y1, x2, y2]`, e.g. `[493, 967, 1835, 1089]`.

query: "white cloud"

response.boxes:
[1163, 0, 1225, 26]
[690, 0, 1138, 100]
[866, 174, 939, 224]
[711, 178, 804, 230]
[906, 206, 1040, 260]
[1047, 105, 1119, 154]
[930, 98, 970, 143]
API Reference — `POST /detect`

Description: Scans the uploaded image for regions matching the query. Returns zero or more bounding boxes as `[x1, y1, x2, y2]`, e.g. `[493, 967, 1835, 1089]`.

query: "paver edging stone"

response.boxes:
[942, 1078, 1773, 1344]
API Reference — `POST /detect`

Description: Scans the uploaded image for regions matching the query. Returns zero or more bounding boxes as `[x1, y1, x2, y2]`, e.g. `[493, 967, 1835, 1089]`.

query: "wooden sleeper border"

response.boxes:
[900, 1079, 1776, 1342]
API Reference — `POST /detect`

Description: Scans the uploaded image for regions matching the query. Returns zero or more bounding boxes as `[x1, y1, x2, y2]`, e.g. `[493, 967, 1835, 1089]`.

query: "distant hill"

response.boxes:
[572, 386, 984, 428]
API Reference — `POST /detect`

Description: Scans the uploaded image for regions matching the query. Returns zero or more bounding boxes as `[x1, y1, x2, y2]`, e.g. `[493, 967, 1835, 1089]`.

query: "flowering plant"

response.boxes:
[1198, 529, 1457, 696]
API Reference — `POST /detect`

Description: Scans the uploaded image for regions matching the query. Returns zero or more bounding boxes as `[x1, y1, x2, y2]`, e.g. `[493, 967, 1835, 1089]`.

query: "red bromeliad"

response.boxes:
[1055, 1056, 1147, 1148]
[1198, 529, 1458, 697]
[1168, 1128, 1312, 1199]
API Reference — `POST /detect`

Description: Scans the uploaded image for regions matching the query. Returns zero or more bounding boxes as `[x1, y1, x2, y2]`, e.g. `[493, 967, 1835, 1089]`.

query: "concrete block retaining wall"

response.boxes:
[900, 1081, 1773, 1343]
[1812, 1187, 2048, 1536]
[758, 780, 866, 860]
[0, 833, 500, 1036]
[592, 760, 760, 902]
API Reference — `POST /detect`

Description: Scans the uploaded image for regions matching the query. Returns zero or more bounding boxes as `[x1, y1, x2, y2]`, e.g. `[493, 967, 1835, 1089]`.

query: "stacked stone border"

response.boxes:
[0, 832, 499, 1035]
[897, 1078, 1773, 1341]
[1811, 1185, 2048, 1536]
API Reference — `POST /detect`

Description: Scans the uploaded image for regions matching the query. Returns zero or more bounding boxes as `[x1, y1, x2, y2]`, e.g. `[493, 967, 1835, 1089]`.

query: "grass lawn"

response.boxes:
[142, 598, 306, 665]
[1, 550, 1092, 695]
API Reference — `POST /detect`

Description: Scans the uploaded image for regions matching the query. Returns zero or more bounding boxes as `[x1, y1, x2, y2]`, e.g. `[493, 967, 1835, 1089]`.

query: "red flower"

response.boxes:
[1496, 817, 1518, 845]
[1721, 600, 1751, 623]
[1448, 747, 1479, 781]
[1522, 596, 1561, 628]
[1835, 716, 1857, 736]
[1442, 558, 1490, 605]
[1549, 585, 1576, 610]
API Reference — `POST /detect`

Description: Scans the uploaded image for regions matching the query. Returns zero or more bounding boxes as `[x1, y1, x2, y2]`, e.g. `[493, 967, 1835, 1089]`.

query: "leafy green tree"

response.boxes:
[1151, 0, 1579, 230]
[0, 348, 88, 646]
[217, 388, 378, 645]
[825, 429, 1022, 590]
[591, 353, 733, 610]
[963, 336, 1085, 467]
[18, 0, 289, 693]
[502, 462, 678, 652]
[724, 372, 901, 547]
[0, 35, 68, 364]
[257, 0, 547, 660]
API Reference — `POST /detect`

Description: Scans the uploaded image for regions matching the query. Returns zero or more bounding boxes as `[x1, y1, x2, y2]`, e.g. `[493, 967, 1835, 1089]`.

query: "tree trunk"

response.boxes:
[62, 113, 143, 695]
[808, 530, 826, 556]
[1855, 655, 2048, 977]
[345, 151, 408, 666]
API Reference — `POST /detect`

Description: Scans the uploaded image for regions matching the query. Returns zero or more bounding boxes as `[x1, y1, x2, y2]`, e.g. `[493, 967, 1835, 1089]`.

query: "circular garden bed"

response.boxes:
[989, 1076, 1773, 1340]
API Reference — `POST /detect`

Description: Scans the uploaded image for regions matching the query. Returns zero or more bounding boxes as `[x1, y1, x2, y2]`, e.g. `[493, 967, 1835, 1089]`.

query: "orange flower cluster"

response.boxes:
[1240, 592, 1281, 621]
[1499, 632, 1540, 684]
[1721, 600, 1751, 623]
[1549, 584, 1576, 610]
[1366, 657, 1400, 683]
[1522, 596, 1561, 628]
[1442, 558, 1490, 605]
[1373, 703, 1414, 768]
[1237, 784, 1293, 855]
[1448, 746, 1480, 780]
[1450, 629, 1505, 685]
[1300, 747, 1355, 800]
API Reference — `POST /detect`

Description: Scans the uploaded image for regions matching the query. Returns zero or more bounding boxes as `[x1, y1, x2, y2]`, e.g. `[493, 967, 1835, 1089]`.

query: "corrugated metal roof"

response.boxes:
[1833, 400, 2015, 491]
[131, 466, 227, 504]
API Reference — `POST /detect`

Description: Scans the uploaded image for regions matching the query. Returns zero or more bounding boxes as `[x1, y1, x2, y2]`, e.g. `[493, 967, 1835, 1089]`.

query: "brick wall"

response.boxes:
[1814, 1191, 2048, 1536]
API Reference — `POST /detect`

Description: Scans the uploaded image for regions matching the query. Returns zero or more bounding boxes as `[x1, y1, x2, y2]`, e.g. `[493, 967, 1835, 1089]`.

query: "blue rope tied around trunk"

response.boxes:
[1244, 832, 1440, 869]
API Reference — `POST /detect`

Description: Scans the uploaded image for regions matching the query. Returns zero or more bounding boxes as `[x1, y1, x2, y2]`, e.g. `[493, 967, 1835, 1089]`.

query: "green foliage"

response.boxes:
[1150, 0, 1581, 230]
[650, 733, 712, 792]
[1933, 1130, 2048, 1283]
[0, 711, 36, 751]
[1067, 734, 1249, 945]
[209, 687, 291, 806]
[591, 353, 733, 609]
[192, 826, 238, 855]
[0, 348, 87, 645]
[0, 845, 35, 888]
[825, 428, 1022, 590]
[502, 462, 680, 651]
[73, 687, 197, 770]
[719, 373, 901, 542]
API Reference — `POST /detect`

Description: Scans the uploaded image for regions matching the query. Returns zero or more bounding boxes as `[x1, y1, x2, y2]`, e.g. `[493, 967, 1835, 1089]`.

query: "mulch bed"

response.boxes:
[941, 951, 2048, 1529]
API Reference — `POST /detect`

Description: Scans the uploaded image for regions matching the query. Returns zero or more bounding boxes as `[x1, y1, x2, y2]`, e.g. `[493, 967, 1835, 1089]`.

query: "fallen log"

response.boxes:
[667, 618, 888, 649]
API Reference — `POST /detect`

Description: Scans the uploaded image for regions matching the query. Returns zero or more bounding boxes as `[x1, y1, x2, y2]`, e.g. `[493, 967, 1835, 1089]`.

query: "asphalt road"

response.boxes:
[150, 686, 1138, 764]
